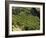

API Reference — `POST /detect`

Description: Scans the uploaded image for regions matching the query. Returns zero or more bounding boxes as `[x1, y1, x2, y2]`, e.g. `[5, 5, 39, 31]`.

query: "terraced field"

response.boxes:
[12, 7, 40, 31]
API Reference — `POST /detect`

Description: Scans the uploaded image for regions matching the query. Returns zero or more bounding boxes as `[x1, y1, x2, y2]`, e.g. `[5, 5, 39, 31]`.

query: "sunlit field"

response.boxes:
[12, 7, 40, 31]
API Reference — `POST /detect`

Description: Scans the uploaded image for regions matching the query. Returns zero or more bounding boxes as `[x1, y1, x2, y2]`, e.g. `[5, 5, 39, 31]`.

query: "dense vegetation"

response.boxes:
[12, 7, 40, 31]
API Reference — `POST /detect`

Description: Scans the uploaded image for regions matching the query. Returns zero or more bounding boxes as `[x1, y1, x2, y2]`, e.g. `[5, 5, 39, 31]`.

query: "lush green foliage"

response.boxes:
[12, 7, 40, 31]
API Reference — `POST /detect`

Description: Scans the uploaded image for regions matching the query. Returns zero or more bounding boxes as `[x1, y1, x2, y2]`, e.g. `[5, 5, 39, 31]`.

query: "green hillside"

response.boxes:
[12, 7, 40, 31]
